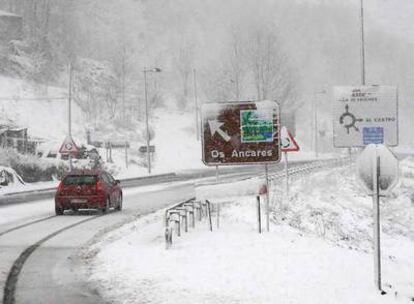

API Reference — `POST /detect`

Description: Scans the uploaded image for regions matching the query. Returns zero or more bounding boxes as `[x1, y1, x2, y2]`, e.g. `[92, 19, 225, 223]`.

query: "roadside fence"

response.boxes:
[164, 198, 213, 249]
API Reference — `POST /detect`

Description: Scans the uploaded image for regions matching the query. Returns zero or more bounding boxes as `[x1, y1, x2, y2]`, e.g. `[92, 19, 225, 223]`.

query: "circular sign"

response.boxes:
[281, 137, 291, 149]
[65, 143, 73, 150]
[357, 144, 399, 195]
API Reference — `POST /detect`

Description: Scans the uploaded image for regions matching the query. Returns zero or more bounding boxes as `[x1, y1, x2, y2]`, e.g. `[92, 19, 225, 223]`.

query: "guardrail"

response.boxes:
[164, 197, 213, 249]
[196, 157, 349, 189]
[0, 173, 177, 206]
[164, 158, 350, 248]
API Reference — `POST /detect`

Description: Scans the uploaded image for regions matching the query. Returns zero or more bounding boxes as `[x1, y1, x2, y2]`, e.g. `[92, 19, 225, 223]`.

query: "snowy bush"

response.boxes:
[0, 148, 67, 182]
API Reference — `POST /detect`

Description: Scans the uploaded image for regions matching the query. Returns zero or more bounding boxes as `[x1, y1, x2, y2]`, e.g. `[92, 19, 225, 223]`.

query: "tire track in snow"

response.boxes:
[2, 215, 102, 304]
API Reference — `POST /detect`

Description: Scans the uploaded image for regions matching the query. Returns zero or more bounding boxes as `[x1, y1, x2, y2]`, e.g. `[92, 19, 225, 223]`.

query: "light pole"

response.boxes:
[143, 67, 161, 174]
[68, 63, 73, 170]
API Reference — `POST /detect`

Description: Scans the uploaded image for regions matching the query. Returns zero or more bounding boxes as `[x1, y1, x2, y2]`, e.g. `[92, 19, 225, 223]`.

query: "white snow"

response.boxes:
[85, 157, 414, 303]
[0, 76, 84, 141]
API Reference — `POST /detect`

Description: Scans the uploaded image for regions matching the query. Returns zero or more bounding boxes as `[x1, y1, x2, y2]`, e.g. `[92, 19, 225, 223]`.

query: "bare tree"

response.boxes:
[228, 28, 246, 100]
[247, 28, 296, 106]
[175, 43, 193, 109]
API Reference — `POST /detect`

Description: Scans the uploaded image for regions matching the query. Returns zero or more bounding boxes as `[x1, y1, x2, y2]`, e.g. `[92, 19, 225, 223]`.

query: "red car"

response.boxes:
[55, 169, 122, 215]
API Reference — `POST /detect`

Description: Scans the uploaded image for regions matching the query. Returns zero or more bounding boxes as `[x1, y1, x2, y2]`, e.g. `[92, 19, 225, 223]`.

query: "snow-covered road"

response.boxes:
[0, 181, 195, 303]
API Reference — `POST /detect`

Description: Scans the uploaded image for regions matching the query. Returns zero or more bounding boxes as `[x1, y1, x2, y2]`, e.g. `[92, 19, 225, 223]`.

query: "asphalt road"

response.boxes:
[0, 181, 195, 304]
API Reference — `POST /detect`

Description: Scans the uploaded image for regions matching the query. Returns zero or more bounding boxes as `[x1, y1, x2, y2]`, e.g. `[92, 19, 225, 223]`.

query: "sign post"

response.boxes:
[284, 152, 288, 204]
[201, 101, 281, 232]
[280, 126, 300, 207]
[372, 151, 382, 292]
[256, 195, 262, 234]
[357, 144, 399, 292]
[216, 165, 220, 229]
[264, 164, 270, 231]
[125, 141, 128, 169]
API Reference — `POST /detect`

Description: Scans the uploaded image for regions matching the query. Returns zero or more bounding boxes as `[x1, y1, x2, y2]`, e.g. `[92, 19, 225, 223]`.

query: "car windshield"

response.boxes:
[63, 175, 97, 185]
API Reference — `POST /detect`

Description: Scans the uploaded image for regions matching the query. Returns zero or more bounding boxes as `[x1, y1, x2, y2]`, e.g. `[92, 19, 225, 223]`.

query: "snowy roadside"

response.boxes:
[0, 180, 58, 196]
[83, 157, 414, 304]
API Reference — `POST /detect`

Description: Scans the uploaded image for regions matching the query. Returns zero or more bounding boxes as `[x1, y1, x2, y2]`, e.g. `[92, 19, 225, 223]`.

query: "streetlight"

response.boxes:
[143, 67, 162, 174]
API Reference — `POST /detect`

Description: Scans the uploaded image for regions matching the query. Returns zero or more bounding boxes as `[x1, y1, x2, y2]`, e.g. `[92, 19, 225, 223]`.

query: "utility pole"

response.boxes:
[360, 0, 366, 85]
[144, 68, 151, 174]
[193, 69, 200, 141]
[143, 67, 162, 175]
[121, 47, 126, 121]
[68, 63, 73, 171]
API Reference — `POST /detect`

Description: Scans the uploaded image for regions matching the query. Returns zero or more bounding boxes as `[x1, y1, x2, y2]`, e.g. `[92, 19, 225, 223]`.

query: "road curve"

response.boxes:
[0, 182, 195, 304]
[0, 158, 350, 304]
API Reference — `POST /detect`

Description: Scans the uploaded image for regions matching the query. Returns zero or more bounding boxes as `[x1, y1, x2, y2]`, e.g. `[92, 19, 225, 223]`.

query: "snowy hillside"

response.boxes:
[0, 76, 84, 141]
[0, 75, 205, 177]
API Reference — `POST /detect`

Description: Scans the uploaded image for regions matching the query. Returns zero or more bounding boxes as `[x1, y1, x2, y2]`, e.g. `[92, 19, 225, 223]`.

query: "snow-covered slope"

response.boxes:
[85, 157, 414, 303]
[0, 76, 85, 141]
[0, 76, 204, 177]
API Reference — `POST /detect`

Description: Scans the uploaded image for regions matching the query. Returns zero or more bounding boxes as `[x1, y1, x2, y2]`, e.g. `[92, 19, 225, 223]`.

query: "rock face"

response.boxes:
[0, 10, 23, 45]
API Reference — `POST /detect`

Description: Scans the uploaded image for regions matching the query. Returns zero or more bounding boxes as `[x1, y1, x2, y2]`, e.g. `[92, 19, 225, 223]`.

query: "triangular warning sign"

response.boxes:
[280, 126, 300, 152]
[59, 136, 79, 154]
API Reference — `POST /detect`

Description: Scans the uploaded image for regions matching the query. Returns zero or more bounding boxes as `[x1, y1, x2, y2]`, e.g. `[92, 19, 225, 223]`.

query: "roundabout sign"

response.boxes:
[333, 86, 398, 147]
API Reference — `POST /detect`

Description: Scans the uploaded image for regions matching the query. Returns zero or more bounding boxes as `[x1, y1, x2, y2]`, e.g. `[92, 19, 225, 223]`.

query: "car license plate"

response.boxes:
[71, 199, 87, 203]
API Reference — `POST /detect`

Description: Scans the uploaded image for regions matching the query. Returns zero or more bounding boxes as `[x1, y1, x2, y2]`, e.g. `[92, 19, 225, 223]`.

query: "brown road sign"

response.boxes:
[201, 101, 280, 166]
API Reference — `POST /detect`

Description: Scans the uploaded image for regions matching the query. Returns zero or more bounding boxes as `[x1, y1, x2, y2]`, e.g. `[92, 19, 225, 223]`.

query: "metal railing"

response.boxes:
[164, 157, 351, 248]
[164, 197, 213, 248]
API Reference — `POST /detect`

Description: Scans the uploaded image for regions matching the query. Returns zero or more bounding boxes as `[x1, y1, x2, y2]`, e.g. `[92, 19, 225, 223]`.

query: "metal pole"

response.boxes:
[121, 47, 126, 121]
[265, 164, 270, 232]
[257, 196, 262, 234]
[313, 94, 318, 158]
[125, 141, 128, 168]
[215, 165, 220, 228]
[68, 63, 73, 171]
[207, 200, 213, 231]
[373, 150, 382, 291]
[144, 69, 151, 174]
[105, 143, 108, 162]
[360, 0, 366, 85]
[284, 152, 289, 206]
[193, 69, 200, 141]
[109, 142, 113, 163]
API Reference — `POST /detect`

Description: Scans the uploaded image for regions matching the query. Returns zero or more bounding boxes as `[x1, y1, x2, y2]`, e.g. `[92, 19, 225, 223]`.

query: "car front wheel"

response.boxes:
[55, 206, 64, 215]
[102, 197, 110, 213]
[115, 194, 122, 211]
